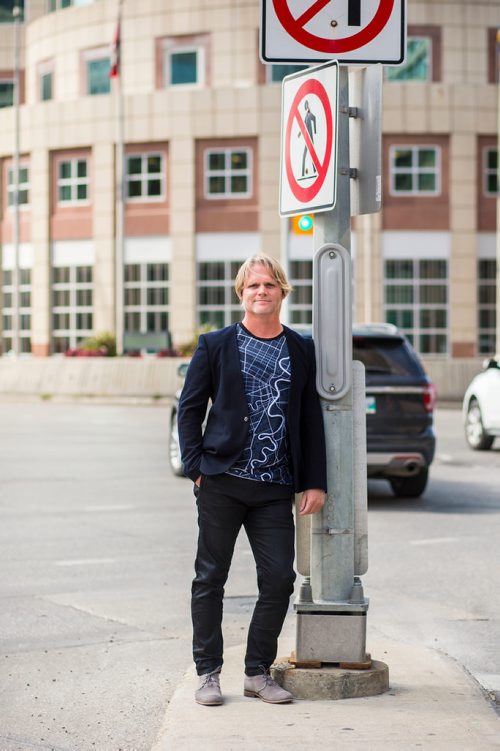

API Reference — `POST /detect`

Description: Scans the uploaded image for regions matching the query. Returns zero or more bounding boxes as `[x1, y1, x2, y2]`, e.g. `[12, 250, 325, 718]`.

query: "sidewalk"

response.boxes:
[153, 636, 500, 750]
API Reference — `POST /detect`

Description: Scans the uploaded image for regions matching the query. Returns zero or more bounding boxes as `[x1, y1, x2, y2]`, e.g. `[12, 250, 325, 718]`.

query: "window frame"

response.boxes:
[1, 265, 32, 355]
[56, 157, 90, 206]
[7, 162, 30, 208]
[0, 77, 14, 108]
[203, 147, 253, 200]
[383, 258, 449, 356]
[166, 45, 205, 88]
[389, 144, 441, 197]
[483, 146, 499, 198]
[124, 261, 170, 334]
[125, 152, 166, 203]
[52, 264, 93, 352]
[385, 36, 432, 82]
[267, 63, 309, 84]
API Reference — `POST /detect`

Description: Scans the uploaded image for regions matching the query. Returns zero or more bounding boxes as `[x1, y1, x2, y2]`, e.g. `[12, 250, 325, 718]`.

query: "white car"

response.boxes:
[463, 357, 500, 450]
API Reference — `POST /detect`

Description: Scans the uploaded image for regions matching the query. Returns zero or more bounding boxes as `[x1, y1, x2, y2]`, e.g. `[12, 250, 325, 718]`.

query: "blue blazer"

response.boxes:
[177, 324, 327, 493]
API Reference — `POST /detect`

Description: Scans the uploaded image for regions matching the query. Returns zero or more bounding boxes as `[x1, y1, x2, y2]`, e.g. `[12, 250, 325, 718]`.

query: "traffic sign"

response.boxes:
[280, 61, 338, 217]
[261, 0, 406, 65]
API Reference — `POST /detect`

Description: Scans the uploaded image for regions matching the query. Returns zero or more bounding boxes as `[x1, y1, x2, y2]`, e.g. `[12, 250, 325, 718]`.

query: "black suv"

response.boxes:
[169, 324, 436, 498]
[353, 323, 436, 497]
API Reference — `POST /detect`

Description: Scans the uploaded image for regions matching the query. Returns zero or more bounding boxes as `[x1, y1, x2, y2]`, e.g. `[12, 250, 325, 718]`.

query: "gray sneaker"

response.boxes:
[244, 671, 293, 704]
[195, 667, 223, 706]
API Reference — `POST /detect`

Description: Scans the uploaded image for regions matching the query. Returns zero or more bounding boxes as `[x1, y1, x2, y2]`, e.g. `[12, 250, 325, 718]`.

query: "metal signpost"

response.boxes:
[267, 1, 405, 690]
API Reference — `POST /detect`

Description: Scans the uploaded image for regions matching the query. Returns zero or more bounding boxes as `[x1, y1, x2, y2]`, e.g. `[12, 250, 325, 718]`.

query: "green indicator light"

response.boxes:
[298, 215, 313, 231]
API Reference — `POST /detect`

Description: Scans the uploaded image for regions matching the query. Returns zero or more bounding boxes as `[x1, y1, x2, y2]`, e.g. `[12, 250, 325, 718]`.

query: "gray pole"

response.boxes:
[312, 66, 354, 603]
[496, 28, 500, 356]
[114, 0, 125, 356]
[12, 5, 21, 356]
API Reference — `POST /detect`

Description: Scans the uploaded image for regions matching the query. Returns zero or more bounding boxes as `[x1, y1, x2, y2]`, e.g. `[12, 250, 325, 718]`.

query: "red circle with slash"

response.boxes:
[285, 78, 333, 203]
[273, 0, 395, 53]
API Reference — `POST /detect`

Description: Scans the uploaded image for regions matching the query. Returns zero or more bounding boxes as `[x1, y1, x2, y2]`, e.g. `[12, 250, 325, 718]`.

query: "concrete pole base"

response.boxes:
[271, 657, 389, 700]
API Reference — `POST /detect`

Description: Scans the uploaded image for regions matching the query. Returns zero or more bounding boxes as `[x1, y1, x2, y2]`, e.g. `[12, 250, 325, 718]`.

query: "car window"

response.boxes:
[353, 336, 423, 377]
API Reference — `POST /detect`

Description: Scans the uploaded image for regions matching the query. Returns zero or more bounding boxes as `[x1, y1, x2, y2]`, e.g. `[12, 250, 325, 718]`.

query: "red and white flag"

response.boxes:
[109, 16, 121, 79]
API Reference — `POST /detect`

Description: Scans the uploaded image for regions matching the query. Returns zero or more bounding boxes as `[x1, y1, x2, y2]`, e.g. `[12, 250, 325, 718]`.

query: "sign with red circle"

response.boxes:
[262, 0, 405, 65]
[280, 62, 338, 216]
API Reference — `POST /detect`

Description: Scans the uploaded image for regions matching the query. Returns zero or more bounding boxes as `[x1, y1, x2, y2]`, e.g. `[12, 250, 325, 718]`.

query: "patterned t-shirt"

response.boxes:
[226, 323, 292, 485]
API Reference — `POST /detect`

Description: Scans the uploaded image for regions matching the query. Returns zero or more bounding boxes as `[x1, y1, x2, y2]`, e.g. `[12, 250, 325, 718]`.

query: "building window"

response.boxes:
[0, 1, 24, 22]
[204, 148, 252, 199]
[52, 265, 93, 353]
[124, 262, 170, 333]
[268, 64, 309, 83]
[386, 37, 431, 81]
[197, 261, 241, 329]
[384, 259, 448, 355]
[389, 145, 440, 196]
[57, 158, 89, 204]
[87, 57, 111, 95]
[7, 165, 29, 206]
[288, 260, 313, 329]
[167, 47, 203, 86]
[483, 147, 499, 197]
[40, 71, 53, 101]
[478, 260, 497, 355]
[1, 267, 31, 354]
[0, 79, 14, 108]
[126, 154, 165, 201]
[48, 0, 96, 11]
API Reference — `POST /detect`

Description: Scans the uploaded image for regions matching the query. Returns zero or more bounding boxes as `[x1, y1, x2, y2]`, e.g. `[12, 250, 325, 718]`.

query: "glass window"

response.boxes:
[288, 260, 313, 332]
[204, 148, 252, 199]
[126, 153, 165, 201]
[7, 165, 30, 206]
[41, 71, 53, 101]
[390, 145, 440, 196]
[477, 259, 497, 354]
[52, 264, 93, 352]
[386, 37, 431, 82]
[170, 49, 199, 85]
[57, 158, 89, 203]
[269, 64, 309, 83]
[1, 262, 31, 355]
[484, 148, 499, 197]
[0, 1, 24, 23]
[384, 258, 448, 355]
[124, 262, 170, 337]
[87, 58, 111, 95]
[0, 80, 14, 108]
[196, 260, 242, 328]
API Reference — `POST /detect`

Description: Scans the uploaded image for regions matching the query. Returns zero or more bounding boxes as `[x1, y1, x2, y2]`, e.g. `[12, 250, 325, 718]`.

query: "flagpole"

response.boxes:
[112, 0, 124, 356]
[12, 4, 21, 356]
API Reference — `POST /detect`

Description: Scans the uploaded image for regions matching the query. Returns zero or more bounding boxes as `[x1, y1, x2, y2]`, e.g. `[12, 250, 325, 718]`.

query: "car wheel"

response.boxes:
[389, 468, 429, 498]
[168, 409, 185, 476]
[465, 399, 494, 451]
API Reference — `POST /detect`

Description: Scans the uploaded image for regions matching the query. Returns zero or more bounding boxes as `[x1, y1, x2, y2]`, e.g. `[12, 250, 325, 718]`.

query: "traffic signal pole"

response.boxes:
[294, 66, 369, 665]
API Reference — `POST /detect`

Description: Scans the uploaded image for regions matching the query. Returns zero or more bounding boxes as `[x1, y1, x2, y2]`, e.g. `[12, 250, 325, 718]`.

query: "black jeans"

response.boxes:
[191, 473, 296, 676]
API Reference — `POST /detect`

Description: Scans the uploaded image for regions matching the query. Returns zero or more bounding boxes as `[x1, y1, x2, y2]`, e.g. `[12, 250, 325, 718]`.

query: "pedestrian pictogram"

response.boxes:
[280, 61, 338, 217]
[261, 0, 405, 65]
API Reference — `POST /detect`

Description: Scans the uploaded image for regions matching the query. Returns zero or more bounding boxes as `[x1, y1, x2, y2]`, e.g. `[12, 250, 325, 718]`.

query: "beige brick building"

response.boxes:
[0, 0, 498, 357]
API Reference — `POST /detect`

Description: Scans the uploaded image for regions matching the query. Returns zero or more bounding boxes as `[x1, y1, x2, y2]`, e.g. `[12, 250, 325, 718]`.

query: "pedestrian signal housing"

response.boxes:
[292, 214, 314, 234]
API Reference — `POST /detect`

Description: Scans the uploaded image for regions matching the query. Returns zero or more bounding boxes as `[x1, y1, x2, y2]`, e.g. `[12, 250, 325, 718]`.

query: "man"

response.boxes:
[178, 254, 327, 706]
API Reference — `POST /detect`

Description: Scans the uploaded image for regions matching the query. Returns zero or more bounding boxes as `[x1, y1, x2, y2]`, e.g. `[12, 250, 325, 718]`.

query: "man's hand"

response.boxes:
[299, 488, 326, 516]
[195, 475, 202, 487]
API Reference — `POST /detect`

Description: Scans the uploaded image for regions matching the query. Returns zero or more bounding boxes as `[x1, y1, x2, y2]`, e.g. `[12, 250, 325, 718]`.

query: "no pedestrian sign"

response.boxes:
[280, 61, 338, 217]
[262, 0, 406, 65]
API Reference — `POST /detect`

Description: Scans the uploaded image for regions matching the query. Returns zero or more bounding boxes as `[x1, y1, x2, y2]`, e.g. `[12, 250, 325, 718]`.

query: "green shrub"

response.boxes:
[81, 331, 117, 357]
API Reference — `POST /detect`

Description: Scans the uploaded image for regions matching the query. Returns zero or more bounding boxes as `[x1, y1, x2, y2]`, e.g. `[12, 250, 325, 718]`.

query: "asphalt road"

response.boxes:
[0, 401, 498, 750]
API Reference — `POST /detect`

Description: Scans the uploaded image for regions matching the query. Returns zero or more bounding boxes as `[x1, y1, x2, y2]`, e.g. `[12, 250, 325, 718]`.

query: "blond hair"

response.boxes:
[234, 254, 293, 300]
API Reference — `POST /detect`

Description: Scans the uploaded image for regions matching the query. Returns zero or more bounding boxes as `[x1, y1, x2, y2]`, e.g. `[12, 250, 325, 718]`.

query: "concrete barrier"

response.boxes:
[0, 356, 486, 401]
[0, 357, 190, 399]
